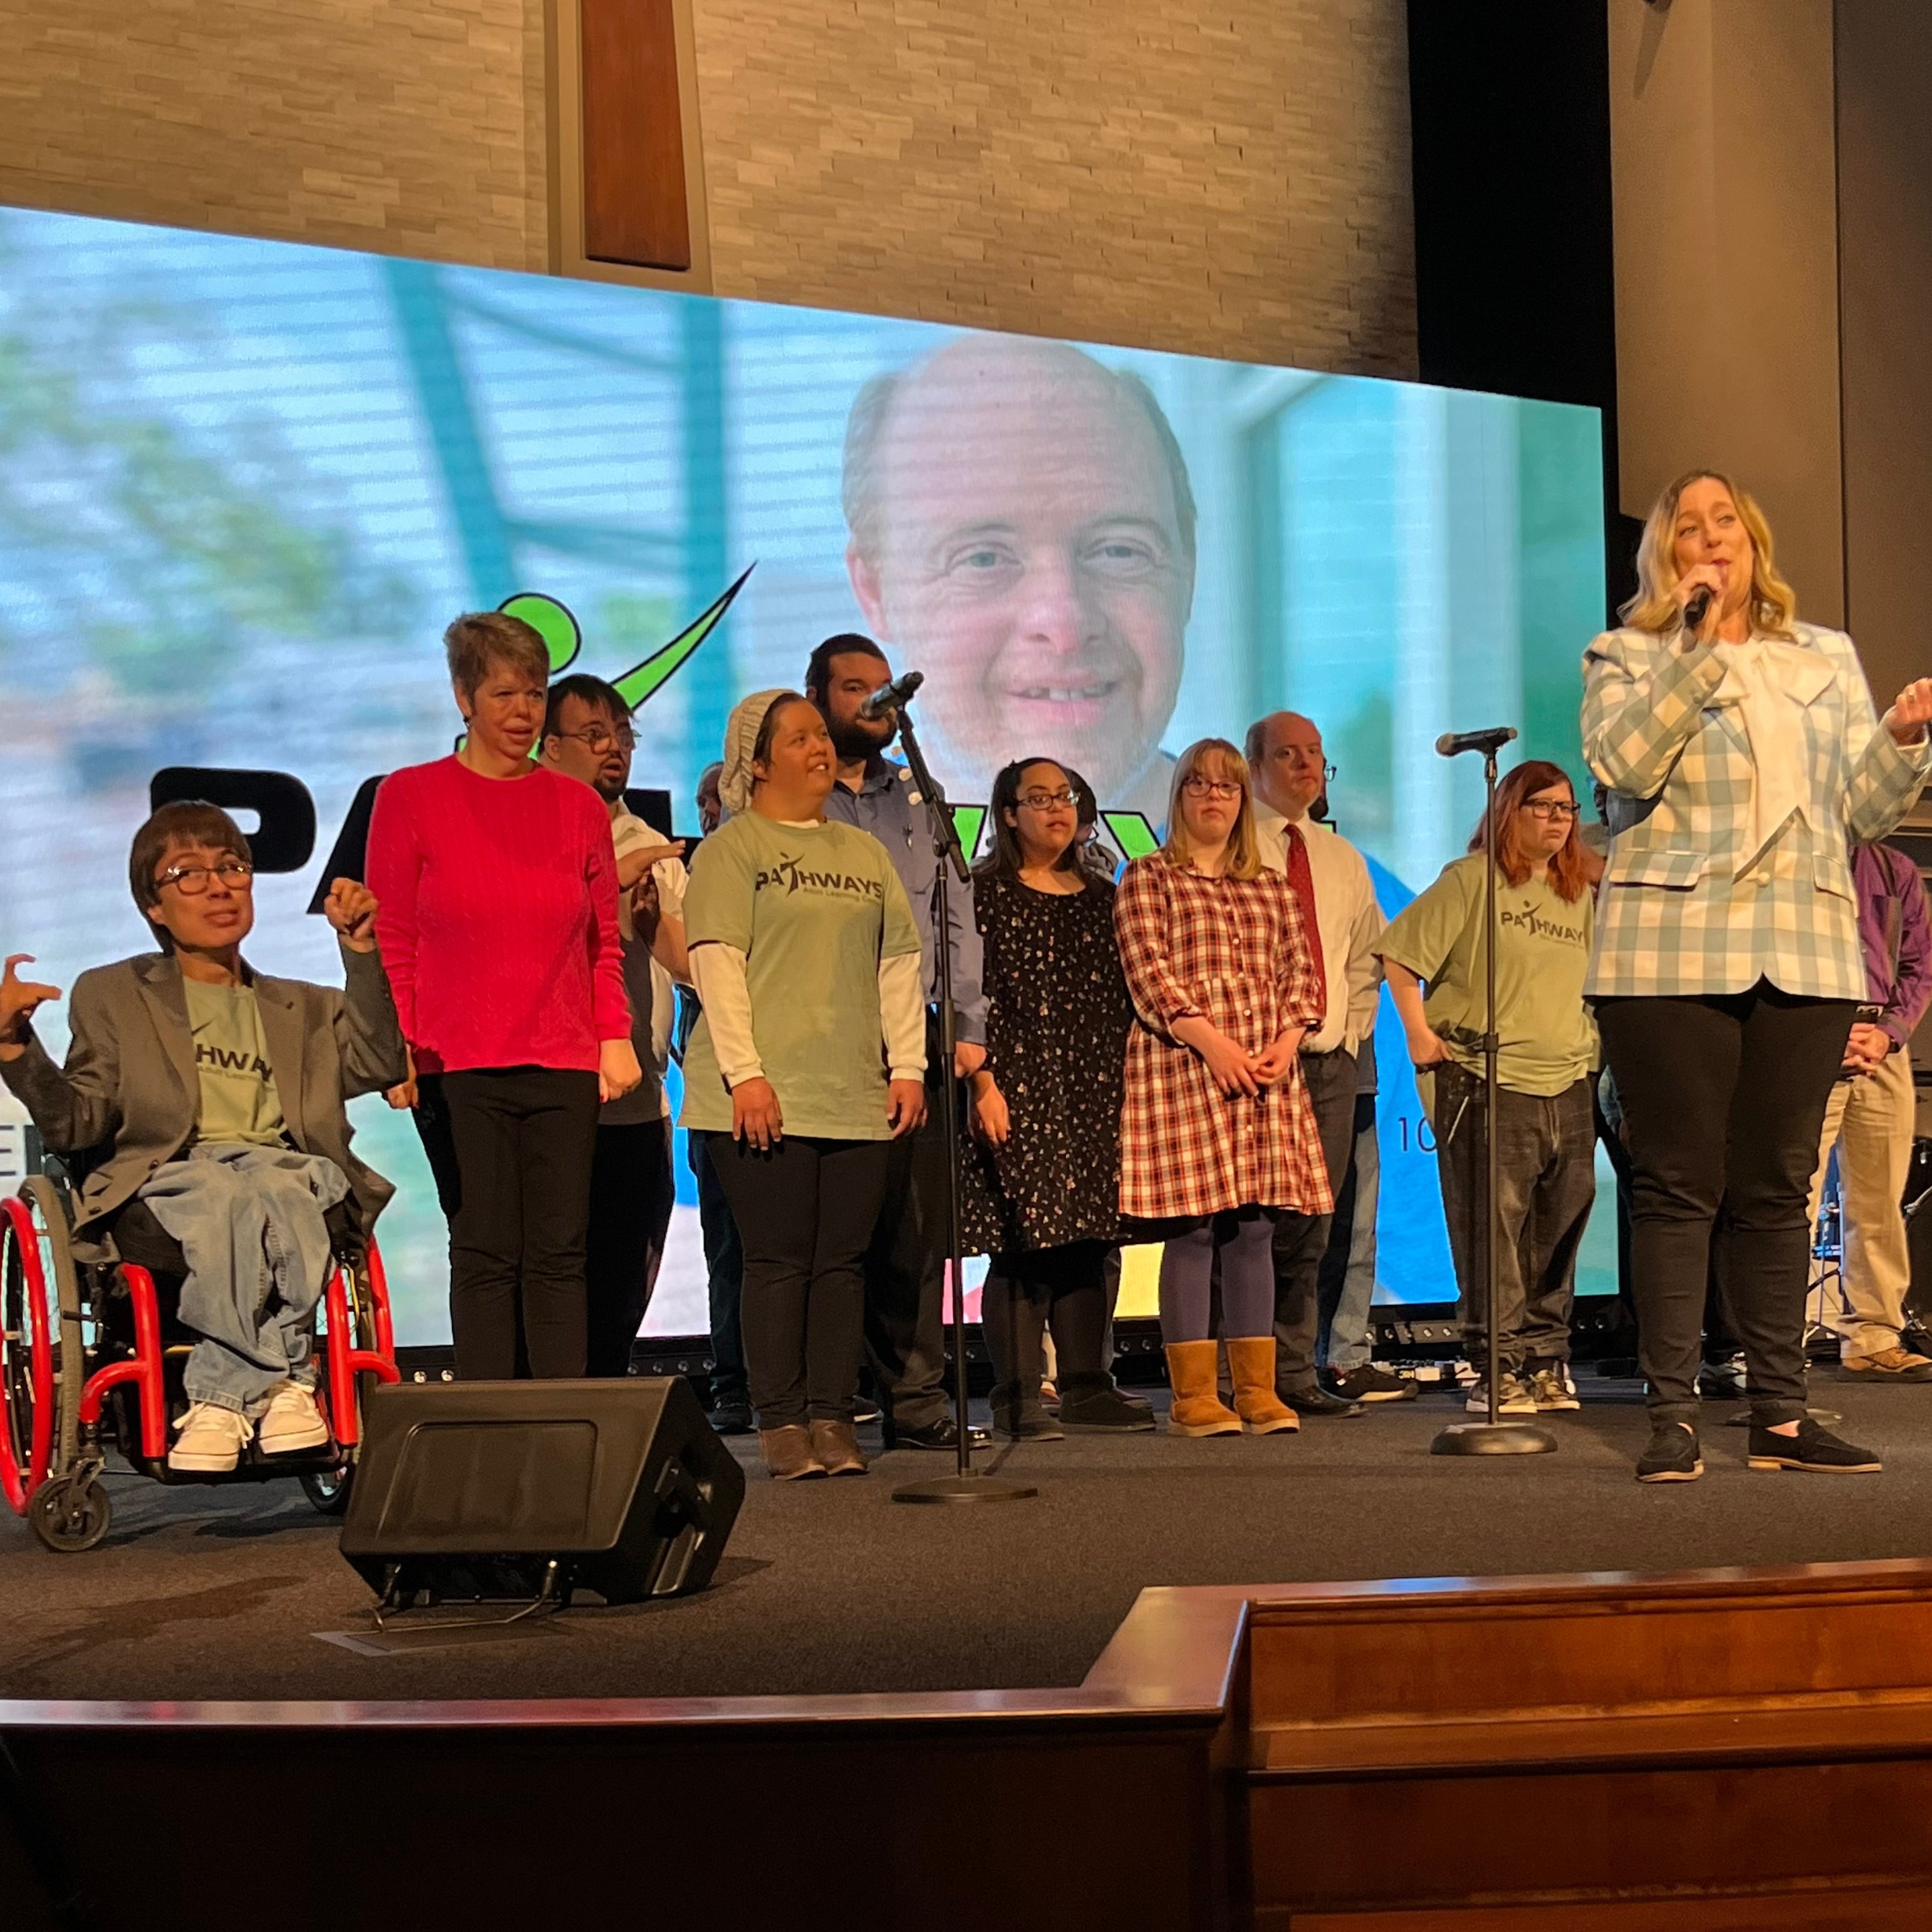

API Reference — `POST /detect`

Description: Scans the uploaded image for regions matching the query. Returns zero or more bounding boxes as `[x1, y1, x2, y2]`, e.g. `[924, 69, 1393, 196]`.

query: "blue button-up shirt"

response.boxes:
[823, 754, 986, 1045]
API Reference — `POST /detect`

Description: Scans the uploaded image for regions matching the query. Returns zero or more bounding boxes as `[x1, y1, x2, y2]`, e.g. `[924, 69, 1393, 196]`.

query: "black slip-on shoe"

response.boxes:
[1056, 1384, 1158, 1433]
[1748, 1418, 1882, 1473]
[1635, 1421, 1703, 1483]
[887, 1415, 992, 1452]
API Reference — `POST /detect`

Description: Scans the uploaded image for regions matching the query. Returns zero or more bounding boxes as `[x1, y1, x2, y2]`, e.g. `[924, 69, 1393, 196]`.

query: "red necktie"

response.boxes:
[1282, 823, 1328, 1020]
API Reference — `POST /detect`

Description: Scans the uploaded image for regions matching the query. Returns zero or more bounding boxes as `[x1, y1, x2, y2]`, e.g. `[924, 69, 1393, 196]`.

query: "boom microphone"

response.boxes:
[858, 670, 924, 721]
[1435, 726, 1519, 759]
[1681, 586, 1714, 635]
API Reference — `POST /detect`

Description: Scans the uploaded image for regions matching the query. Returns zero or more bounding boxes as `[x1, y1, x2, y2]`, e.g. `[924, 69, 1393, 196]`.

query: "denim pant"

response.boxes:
[1429, 1065, 1595, 1376]
[1597, 985, 1855, 1424]
[137, 1144, 348, 1415]
[1271, 1047, 1358, 1389]
[1316, 1094, 1380, 1372]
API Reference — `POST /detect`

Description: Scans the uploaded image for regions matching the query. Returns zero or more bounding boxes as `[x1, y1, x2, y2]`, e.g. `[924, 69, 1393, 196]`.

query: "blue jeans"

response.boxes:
[1317, 1096, 1380, 1372]
[137, 1144, 348, 1415]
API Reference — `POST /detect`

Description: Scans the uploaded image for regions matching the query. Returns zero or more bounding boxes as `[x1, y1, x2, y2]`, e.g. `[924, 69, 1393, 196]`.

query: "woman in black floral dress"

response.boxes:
[962, 759, 1153, 1437]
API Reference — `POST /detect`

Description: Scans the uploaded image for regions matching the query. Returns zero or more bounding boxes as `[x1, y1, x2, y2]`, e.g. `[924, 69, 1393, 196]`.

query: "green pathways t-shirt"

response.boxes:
[182, 978, 289, 1147]
[679, 813, 922, 1141]
[1376, 854, 1598, 1097]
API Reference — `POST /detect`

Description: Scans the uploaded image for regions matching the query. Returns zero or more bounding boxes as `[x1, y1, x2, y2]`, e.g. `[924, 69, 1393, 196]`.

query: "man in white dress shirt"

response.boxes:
[1247, 712, 1408, 1412]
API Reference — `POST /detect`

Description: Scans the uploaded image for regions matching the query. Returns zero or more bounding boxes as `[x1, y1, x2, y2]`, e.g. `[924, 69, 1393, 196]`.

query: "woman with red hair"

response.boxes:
[1376, 761, 1598, 1416]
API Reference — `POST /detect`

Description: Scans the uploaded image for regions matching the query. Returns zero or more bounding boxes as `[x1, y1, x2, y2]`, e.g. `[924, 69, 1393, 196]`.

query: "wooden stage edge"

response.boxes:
[16, 1558, 1932, 1927]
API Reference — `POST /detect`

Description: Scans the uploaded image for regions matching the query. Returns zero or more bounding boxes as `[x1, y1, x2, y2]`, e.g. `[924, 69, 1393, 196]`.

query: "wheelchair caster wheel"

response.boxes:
[301, 1464, 354, 1515]
[30, 1475, 111, 1553]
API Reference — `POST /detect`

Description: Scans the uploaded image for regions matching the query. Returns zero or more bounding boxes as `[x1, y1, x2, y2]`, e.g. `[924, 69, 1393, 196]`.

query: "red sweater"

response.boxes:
[367, 756, 629, 1077]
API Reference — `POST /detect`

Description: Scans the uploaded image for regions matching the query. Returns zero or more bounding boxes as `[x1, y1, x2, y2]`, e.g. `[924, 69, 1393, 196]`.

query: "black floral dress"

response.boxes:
[959, 871, 1134, 1258]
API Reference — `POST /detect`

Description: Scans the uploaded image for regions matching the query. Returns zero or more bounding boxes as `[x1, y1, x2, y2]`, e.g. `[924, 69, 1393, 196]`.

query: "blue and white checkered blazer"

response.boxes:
[1582, 621, 1931, 1001]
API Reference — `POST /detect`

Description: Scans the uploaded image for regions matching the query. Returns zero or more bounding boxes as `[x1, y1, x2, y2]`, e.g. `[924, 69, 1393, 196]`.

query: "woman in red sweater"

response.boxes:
[368, 611, 639, 1378]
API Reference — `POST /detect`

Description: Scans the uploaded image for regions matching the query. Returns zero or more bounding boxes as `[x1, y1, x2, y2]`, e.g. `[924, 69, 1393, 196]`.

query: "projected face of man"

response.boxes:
[847, 339, 1194, 820]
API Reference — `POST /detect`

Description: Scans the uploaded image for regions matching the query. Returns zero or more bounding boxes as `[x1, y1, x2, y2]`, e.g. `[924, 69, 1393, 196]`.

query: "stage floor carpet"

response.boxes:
[6, 1376, 1932, 1705]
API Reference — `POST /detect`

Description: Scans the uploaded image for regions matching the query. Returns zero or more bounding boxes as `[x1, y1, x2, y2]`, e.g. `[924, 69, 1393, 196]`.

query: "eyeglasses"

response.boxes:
[1521, 800, 1581, 821]
[1181, 777, 1243, 800]
[1278, 750, 1338, 781]
[1016, 788, 1077, 811]
[552, 725, 636, 754]
[156, 859, 254, 895]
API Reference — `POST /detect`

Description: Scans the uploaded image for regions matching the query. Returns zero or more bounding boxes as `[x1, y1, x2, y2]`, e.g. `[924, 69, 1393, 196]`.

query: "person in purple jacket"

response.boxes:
[1805, 840, 1932, 1381]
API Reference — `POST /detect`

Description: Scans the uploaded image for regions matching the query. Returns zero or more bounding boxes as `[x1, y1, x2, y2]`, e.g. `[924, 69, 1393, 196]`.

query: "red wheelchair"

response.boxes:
[0, 1169, 400, 1552]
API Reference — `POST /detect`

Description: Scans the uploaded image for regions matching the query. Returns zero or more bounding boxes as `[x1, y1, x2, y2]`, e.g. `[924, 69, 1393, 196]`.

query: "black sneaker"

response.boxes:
[1698, 1353, 1749, 1400]
[1748, 1417, 1882, 1474]
[1279, 1383, 1365, 1419]
[1057, 1381, 1157, 1433]
[708, 1396, 754, 1437]
[1635, 1420, 1703, 1483]
[1326, 1364, 1418, 1404]
[886, 1415, 992, 1452]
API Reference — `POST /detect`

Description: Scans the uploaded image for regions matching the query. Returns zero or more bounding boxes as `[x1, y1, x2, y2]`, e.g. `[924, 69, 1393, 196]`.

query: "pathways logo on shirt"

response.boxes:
[1500, 904, 1587, 947]
[754, 853, 886, 903]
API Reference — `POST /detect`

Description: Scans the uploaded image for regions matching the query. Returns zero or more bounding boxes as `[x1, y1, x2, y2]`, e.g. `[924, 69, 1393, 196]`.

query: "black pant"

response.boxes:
[1272, 1047, 1358, 1390]
[708, 1133, 891, 1429]
[688, 1128, 746, 1402]
[862, 1040, 955, 1428]
[584, 1117, 675, 1378]
[427, 1066, 601, 1381]
[1596, 982, 1855, 1424]
[981, 1240, 1111, 1402]
[1429, 1064, 1597, 1373]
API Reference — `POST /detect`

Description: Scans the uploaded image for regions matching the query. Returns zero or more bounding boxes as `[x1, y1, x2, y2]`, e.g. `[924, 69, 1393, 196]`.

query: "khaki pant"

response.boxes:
[1807, 1048, 1917, 1360]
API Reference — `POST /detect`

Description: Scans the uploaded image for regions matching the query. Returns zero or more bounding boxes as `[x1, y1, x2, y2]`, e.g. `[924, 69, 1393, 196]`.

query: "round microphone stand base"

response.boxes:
[892, 1471, 1039, 1505]
[1430, 1420, 1560, 1456]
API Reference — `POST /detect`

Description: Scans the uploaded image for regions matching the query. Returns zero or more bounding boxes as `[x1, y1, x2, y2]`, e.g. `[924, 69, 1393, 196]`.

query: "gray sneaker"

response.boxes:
[1466, 1372, 1538, 1417]
[1530, 1365, 1581, 1412]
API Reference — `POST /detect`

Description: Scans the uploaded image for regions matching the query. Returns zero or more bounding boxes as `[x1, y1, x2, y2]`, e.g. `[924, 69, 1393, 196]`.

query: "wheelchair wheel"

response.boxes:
[1, 1192, 57, 1510]
[21, 1176, 86, 1470]
[301, 1464, 354, 1515]
[29, 1472, 111, 1553]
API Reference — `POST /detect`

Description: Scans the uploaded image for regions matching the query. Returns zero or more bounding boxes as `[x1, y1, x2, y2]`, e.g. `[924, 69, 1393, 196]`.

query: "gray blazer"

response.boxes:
[1, 943, 408, 1259]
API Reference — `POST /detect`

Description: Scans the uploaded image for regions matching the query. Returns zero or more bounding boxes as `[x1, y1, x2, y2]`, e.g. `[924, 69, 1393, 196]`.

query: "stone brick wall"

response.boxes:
[0, 0, 1416, 375]
[690, 0, 1416, 374]
[0, 0, 549, 271]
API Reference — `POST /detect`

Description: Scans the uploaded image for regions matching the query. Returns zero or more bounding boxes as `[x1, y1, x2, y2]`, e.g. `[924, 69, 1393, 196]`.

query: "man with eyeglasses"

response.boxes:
[806, 631, 990, 1452]
[540, 674, 691, 1376]
[0, 801, 406, 1472]
[1246, 712, 1403, 1415]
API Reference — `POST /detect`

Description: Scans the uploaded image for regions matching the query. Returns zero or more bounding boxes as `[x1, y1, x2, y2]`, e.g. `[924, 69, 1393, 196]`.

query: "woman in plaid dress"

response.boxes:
[1115, 738, 1331, 1437]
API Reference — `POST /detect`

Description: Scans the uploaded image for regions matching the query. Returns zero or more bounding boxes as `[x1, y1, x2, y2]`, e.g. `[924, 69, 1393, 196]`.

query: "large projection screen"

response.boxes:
[0, 210, 1607, 1345]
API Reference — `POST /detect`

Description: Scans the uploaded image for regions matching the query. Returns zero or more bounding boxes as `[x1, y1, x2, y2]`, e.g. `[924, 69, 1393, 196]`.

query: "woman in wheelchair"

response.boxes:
[0, 801, 408, 1473]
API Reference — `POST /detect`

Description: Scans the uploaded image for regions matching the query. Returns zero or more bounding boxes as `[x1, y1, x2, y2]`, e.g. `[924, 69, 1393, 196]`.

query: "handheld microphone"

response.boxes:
[1681, 586, 1714, 635]
[858, 669, 924, 722]
[1435, 726, 1518, 759]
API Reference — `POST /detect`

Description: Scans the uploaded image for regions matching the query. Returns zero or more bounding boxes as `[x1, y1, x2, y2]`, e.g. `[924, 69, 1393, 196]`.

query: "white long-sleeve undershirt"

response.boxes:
[688, 944, 929, 1090]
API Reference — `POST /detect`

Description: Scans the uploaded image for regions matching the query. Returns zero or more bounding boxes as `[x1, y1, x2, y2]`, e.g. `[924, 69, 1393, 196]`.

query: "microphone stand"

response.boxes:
[1431, 737, 1558, 1458]
[889, 698, 1037, 1504]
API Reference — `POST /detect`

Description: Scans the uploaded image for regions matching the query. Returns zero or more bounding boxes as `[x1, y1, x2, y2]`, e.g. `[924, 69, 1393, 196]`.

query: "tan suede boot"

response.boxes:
[1163, 1340, 1243, 1437]
[1226, 1337, 1301, 1435]
[760, 1425, 826, 1480]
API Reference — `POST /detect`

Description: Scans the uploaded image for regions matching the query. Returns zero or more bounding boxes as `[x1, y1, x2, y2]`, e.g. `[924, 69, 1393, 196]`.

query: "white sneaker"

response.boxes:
[258, 1381, 331, 1455]
[169, 1402, 254, 1472]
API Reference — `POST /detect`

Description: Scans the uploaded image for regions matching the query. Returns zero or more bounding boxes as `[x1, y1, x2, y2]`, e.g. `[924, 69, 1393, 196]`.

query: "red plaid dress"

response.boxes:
[1113, 854, 1333, 1221]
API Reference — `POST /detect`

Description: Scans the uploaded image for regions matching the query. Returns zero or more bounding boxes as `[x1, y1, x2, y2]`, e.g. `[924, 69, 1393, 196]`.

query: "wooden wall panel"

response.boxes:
[580, 0, 692, 271]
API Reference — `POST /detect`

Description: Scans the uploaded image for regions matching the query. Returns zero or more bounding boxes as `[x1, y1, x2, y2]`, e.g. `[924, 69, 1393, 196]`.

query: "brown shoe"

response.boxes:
[1226, 1337, 1300, 1435]
[760, 1425, 826, 1480]
[808, 1418, 868, 1476]
[1841, 1348, 1932, 1382]
[1163, 1340, 1243, 1437]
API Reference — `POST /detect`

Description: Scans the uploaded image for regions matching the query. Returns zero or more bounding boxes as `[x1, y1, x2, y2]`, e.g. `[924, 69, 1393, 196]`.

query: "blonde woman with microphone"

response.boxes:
[1585, 470, 1932, 1483]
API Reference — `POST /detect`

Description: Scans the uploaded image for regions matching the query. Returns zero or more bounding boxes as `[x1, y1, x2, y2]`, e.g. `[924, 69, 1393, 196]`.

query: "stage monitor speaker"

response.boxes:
[339, 1377, 744, 1606]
